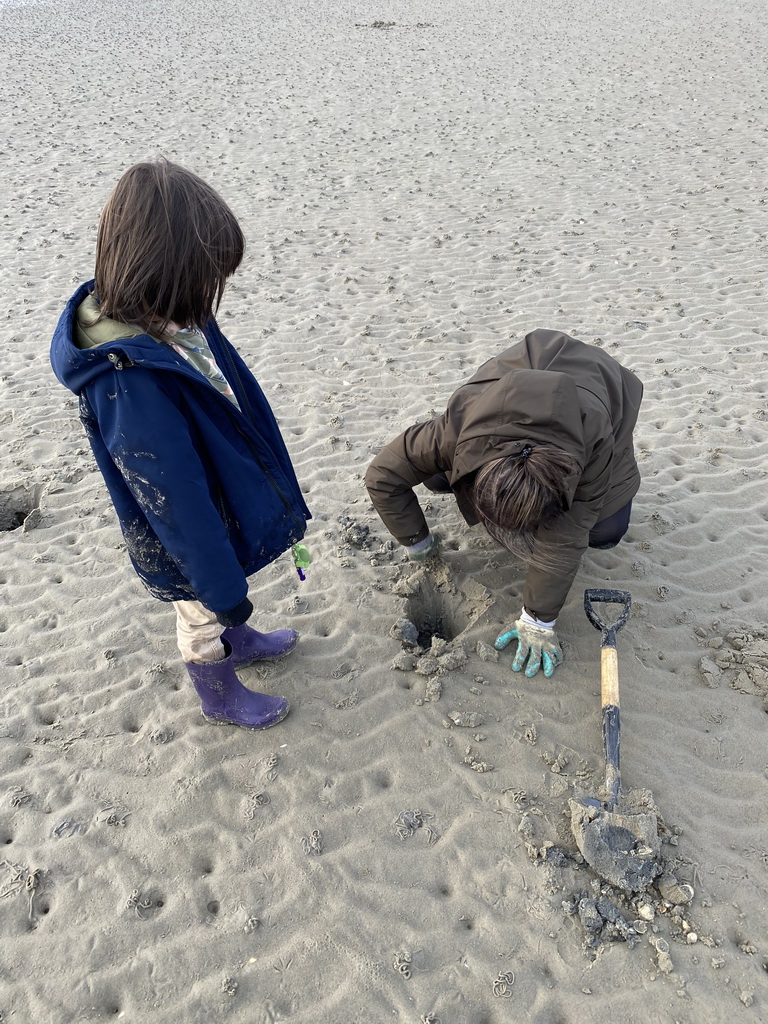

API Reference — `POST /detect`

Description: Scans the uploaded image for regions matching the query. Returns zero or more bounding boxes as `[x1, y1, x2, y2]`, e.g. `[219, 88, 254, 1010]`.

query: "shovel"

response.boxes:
[569, 589, 662, 892]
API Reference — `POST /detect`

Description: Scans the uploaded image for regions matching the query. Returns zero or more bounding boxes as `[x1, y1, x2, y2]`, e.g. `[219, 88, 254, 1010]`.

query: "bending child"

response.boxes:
[51, 160, 310, 729]
[365, 331, 643, 678]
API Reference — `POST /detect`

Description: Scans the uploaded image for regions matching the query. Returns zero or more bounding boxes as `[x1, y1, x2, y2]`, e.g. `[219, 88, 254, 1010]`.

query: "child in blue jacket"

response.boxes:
[50, 160, 310, 730]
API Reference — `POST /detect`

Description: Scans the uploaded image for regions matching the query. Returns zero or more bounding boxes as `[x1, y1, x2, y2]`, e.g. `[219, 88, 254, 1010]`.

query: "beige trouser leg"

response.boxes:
[174, 600, 226, 664]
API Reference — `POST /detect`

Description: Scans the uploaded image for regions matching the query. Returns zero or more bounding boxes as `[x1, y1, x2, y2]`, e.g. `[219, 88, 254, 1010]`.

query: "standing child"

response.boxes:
[50, 160, 310, 730]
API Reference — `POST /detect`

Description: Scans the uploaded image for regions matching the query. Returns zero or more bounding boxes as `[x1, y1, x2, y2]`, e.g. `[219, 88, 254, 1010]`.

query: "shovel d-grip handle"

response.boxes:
[584, 588, 632, 647]
[584, 589, 632, 810]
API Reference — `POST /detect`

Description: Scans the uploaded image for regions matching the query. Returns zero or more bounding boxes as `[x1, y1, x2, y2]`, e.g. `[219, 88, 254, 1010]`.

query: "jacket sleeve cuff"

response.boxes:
[215, 597, 253, 628]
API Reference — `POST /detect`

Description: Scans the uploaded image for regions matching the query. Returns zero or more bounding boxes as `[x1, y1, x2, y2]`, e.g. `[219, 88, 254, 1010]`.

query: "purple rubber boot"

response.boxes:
[221, 623, 298, 667]
[185, 642, 289, 729]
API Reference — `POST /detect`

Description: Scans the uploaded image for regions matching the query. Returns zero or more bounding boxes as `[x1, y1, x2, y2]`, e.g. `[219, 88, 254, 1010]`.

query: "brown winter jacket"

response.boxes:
[365, 330, 643, 621]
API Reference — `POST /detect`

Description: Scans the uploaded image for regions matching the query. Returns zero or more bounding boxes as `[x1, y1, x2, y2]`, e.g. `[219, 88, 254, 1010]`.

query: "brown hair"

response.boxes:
[472, 444, 577, 551]
[93, 160, 244, 336]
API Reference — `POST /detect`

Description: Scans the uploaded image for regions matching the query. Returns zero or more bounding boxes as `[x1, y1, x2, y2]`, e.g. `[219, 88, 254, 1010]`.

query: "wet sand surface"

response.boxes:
[1, 1, 767, 1020]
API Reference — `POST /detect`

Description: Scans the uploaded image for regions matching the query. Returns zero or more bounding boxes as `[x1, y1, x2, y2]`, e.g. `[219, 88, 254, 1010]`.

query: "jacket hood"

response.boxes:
[50, 281, 191, 395]
[450, 368, 587, 486]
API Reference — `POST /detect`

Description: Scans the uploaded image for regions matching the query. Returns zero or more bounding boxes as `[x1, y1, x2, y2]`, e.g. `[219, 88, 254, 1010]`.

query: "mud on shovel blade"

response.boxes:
[569, 589, 662, 892]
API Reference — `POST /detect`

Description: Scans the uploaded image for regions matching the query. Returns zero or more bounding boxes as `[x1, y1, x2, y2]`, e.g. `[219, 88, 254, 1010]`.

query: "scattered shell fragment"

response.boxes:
[656, 950, 674, 975]
[447, 711, 482, 728]
[658, 874, 694, 905]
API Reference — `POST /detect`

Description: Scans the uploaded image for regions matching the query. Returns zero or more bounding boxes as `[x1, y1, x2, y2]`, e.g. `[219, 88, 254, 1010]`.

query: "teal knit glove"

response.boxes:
[404, 532, 439, 562]
[495, 616, 562, 678]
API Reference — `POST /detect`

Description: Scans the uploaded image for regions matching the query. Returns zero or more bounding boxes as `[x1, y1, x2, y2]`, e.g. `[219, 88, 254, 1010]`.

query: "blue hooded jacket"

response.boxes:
[50, 282, 310, 617]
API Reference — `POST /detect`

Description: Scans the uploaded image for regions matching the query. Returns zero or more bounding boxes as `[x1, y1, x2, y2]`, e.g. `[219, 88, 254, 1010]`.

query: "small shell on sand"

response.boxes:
[658, 874, 694, 905]
[447, 711, 482, 728]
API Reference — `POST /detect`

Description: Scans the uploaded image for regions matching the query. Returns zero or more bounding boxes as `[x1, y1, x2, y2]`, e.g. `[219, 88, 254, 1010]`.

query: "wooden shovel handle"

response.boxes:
[585, 589, 631, 810]
[601, 646, 620, 708]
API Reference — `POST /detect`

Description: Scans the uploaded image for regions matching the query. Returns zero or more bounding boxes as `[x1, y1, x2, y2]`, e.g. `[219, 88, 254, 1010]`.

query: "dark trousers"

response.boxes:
[423, 472, 452, 493]
[588, 501, 632, 549]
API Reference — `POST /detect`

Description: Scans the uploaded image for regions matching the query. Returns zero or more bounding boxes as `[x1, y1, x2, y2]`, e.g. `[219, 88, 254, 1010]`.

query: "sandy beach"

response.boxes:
[1, 0, 767, 1019]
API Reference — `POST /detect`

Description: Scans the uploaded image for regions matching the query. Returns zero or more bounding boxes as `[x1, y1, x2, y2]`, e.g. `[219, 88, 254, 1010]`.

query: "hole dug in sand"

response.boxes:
[407, 582, 458, 648]
[390, 564, 493, 685]
[402, 566, 492, 646]
[0, 482, 44, 533]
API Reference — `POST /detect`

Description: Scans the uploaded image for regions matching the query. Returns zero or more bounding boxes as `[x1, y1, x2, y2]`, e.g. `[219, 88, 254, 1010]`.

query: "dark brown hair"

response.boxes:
[473, 444, 577, 551]
[93, 159, 244, 336]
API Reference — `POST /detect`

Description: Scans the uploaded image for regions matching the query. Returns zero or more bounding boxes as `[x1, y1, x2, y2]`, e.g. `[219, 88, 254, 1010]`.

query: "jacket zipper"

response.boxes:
[210, 327, 307, 534]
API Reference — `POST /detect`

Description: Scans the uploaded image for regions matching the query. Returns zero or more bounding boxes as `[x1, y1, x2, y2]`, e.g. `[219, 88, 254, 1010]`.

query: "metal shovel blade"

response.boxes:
[570, 589, 662, 892]
[569, 795, 661, 893]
